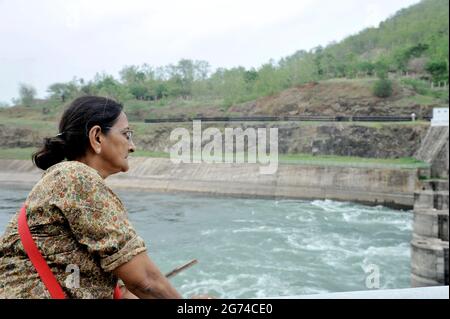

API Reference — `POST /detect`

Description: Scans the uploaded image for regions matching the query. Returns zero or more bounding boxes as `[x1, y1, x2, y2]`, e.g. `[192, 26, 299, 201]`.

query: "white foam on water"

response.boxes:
[179, 273, 285, 299]
[342, 211, 362, 222]
[200, 229, 217, 236]
[271, 247, 304, 256]
[312, 199, 340, 212]
[232, 225, 288, 235]
[365, 243, 411, 258]
[231, 219, 259, 224]
[285, 233, 305, 250]
[394, 223, 413, 232]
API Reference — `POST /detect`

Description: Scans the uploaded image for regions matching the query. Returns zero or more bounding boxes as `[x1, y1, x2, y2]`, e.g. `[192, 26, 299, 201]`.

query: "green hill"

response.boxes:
[309, 0, 449, 79]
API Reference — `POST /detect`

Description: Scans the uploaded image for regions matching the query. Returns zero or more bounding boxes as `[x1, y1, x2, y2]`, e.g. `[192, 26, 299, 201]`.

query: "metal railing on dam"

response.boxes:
[144, 115, 433, 123]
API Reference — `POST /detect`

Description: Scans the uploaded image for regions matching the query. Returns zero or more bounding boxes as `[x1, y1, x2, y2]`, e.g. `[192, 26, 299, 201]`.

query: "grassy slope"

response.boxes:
[1, 79, 447, 122]
[0, 147, 429, 169]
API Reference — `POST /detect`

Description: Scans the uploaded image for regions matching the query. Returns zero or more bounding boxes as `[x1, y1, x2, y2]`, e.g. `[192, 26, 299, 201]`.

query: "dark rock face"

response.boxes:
[0, 125, 46, 148]
[300, 125, 426, 158]
[1, 122, 429, 159]
[133, 123, 428, 159]
[273, 124, 426, 158]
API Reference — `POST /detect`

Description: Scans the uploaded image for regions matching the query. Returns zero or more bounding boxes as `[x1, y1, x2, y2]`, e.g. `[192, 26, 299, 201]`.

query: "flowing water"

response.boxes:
[0, 184, 413, 298]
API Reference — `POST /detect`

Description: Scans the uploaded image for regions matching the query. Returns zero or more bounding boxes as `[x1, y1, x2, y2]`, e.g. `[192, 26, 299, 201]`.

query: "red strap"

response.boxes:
[18, 205, 67, 299]
[18, 204, 123, 299]
[113, 285, 122, 299]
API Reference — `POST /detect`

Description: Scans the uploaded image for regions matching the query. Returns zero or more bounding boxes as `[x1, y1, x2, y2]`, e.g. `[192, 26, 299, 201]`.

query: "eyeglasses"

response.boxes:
[105, 127, 134, 142]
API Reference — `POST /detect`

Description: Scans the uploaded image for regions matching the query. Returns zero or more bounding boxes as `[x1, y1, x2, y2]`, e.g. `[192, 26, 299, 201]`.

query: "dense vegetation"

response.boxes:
[13, 0, 450, 109]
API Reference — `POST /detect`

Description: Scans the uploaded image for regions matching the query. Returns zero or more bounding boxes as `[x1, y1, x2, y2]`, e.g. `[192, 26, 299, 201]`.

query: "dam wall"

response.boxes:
[411, 124, 449, 287]
[108, 157, 420, 208]
[414, 126, 449, 178]
[0, 158, 421, 209]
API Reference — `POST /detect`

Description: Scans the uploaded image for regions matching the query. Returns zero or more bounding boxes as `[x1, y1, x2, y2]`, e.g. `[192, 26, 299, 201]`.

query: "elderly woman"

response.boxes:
[0, 96, 183, 299]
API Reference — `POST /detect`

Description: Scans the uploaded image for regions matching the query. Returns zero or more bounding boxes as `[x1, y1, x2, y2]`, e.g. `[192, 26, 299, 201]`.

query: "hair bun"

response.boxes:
[32, 136, 67, 170]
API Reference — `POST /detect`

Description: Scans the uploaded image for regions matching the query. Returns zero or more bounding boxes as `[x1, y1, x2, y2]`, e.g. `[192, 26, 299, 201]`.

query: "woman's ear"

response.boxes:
[88, 125, 103, 154]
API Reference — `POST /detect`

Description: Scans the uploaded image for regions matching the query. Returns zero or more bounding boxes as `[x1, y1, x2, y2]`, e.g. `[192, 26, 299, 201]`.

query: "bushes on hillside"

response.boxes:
[373, 78, 393, 98]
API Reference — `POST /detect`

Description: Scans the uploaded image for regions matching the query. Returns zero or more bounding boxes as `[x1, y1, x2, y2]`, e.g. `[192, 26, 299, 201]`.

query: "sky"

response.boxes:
[0, 0, 422, 104]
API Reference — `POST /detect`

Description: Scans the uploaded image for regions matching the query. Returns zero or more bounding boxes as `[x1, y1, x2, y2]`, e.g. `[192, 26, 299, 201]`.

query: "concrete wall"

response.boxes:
[0, 159, 42, 186]
[105, 157, 419, 209]
[0, 158, 420, 209]
[432, 139, 449, 178]
[414, 126, 449, 178]
[412, 180, 449, 287]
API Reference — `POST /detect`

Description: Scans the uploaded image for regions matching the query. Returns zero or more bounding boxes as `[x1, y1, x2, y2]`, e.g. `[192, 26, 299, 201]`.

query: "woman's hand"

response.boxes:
[113, 252, 183, 299]
[119, 285, 139, 299]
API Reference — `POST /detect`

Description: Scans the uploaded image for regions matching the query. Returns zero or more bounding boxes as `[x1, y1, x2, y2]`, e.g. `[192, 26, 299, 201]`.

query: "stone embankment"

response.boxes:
[411, 125, 449, 287]
[0, 158, 421, 209]
[411, 180, 449, 286]
[414, 126, 449, 178]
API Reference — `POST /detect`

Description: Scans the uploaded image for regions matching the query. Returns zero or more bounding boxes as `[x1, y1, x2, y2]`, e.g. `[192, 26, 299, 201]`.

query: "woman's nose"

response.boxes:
[129, 140, 136, 153]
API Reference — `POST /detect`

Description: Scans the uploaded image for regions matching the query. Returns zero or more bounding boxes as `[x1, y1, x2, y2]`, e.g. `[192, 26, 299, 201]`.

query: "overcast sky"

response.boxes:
[0, 0, 421, 104]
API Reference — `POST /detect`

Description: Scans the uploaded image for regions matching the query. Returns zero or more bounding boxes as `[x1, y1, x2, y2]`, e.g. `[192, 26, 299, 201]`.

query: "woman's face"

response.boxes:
[99, 112, 135, 175]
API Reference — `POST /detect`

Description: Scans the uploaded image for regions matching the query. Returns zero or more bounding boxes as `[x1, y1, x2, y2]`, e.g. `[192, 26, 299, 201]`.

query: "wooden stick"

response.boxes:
[165, 259, 198, 279]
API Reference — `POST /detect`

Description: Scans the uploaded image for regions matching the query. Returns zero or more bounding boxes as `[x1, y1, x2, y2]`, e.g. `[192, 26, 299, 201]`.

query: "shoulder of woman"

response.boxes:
[44, 161, 103, 182]
[35, 161, 109, 200]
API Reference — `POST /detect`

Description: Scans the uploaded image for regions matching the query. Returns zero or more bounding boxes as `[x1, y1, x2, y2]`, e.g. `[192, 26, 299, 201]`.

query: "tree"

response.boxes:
[119, 65, 146, 84]
[407, 57, 428, 75]
[194, 60, 211, 81]
[47, 81, 79, 102]
[312, 46, 325, 78]
[374, 59, 390, 78]
[93, 73, 131, 102]
[210, 67, 248, 106]
[373, 78, 393, 98]
[425, 60, 448, 82]
[18, 83, 36, 107]
[243, 69, 258, 93]
[393, 44, 430, 73]
[128, 83, 151, 100]
[356, 61, 375, 77]
[155, 83, 170, 100]
[255, 62, 285, 96]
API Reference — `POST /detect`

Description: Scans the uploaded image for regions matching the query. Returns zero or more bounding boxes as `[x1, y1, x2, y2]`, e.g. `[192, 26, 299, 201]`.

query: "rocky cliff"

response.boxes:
[0, 122, 430, 159]
[134, 122, 429, 158]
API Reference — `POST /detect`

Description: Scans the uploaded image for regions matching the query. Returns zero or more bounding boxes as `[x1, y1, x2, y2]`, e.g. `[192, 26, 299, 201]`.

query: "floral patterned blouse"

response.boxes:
[0, 161, 147, 299]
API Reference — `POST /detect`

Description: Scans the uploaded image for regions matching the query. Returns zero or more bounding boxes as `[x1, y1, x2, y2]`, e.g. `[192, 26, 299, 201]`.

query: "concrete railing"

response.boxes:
[267, 286, 449, 299]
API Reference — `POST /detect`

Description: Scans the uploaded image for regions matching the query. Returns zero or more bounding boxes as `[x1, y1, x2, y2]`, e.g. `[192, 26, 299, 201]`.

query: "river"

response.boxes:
[0, 184, 413, 298]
